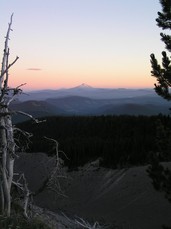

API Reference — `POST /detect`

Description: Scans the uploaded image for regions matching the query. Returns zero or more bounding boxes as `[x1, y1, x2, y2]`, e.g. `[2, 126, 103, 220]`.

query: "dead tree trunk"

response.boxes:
[0, 14, 67, 218]
[0, 14, 19, 217]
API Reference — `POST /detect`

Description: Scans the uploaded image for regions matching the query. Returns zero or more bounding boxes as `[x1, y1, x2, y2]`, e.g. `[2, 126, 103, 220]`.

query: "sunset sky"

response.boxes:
[0, 0, 165, 90]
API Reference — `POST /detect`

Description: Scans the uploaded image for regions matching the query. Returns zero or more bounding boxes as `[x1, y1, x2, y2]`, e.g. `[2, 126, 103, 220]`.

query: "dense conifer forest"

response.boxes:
[16, 115, 171, 169]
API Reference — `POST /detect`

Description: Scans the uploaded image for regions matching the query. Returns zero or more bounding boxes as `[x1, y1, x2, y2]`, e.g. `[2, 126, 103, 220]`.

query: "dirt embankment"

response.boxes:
[15, 153, 171, 229]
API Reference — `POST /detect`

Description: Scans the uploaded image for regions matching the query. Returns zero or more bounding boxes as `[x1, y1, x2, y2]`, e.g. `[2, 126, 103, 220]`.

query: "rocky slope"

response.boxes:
[15, 153, 171, 229]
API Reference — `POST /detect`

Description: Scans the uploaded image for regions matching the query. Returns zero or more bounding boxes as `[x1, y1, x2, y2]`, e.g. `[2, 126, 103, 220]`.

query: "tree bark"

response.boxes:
[0, 114, 15, 216]
[0, 15, 17, 217]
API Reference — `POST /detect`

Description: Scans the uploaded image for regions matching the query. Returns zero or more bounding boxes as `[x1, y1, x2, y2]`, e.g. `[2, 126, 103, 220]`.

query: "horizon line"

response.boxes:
[24, 86, 154, 92]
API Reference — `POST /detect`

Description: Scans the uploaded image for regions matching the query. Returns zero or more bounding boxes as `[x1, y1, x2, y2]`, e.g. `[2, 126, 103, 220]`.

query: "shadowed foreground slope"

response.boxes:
[15, 153, 171, 229]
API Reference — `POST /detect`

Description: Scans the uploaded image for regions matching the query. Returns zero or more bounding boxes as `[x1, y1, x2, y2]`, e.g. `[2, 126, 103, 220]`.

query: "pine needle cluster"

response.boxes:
[150, 0, 171, 100]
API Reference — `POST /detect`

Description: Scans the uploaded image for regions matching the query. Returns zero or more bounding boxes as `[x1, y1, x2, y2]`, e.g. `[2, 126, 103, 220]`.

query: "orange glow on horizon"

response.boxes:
[9, 68, 155, 90]
[7, 53, 158, 90]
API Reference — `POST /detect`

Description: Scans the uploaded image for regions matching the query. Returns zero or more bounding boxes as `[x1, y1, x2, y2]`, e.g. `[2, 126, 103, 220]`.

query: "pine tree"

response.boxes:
[150, 0, 171, 100]
[149, 2, 171, 227]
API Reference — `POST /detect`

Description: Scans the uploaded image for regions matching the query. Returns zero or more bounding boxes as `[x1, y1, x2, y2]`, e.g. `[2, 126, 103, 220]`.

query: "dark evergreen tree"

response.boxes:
[149, 2, 171, 227]
[150, 0, 171, 100]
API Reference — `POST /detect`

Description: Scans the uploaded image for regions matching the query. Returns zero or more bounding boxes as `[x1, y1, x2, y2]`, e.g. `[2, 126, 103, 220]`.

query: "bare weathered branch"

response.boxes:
[0, 55, 19, 82]
[6, 83, 26, 106]
[62, 213, 110, 229]
[44, 136, 69, 161]
[40, 137, 68, 197]
[16, 111, 44, 123]
[0, 14, 14, 86]
[12, 174, 31, 218]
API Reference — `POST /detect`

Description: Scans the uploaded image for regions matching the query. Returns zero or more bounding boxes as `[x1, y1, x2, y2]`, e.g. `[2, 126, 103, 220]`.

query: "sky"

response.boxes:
[0, 0, 165, 90]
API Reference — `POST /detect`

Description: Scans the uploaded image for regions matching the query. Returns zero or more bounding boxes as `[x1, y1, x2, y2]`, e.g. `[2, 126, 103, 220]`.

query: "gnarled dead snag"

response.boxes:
[43, 137, 69, 197]
[0, 14, 18, 217]
[0, 14, 68, 219]
[0, 15, 31, 218]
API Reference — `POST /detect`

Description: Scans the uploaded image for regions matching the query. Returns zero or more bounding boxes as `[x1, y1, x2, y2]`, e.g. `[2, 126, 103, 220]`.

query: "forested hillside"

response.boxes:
[17, 115, 171, 169]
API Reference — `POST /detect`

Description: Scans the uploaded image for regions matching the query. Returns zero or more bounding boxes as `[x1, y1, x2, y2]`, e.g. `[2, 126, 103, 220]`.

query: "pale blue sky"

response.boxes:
[0, 1, 164, 90]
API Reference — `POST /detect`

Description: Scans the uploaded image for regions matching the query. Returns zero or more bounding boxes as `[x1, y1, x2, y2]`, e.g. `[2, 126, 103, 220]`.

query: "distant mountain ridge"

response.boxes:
[10, 84, 171, 122]
[19, 84, 156, 101]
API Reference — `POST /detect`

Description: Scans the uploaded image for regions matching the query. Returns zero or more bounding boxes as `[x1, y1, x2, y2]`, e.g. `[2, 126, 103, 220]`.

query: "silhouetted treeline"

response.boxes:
[16, 115, 171, 169]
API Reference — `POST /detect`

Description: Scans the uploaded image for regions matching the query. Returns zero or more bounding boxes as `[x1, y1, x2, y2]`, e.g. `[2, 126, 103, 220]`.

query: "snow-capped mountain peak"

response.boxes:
[72, 83, 93, 89]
